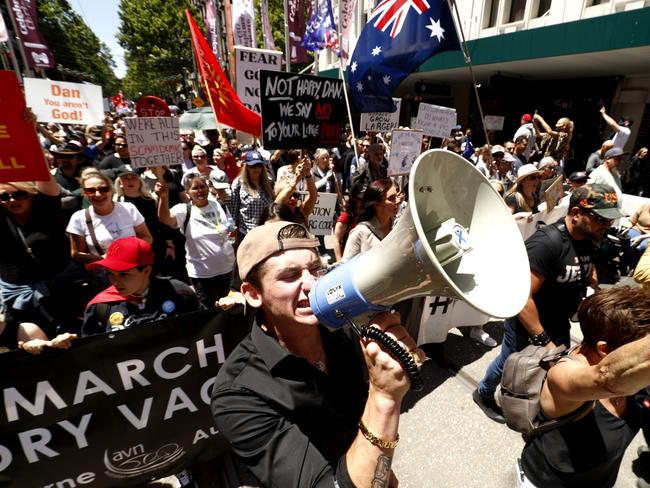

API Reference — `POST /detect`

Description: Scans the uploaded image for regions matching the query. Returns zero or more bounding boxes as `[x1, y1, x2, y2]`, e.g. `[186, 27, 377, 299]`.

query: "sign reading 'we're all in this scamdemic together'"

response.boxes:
[260, 70, 345, 150]
[124, 117, 183, 168]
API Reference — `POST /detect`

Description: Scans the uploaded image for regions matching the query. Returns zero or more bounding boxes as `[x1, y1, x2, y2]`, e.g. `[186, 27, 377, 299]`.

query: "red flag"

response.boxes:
[186, 10, 262, 136]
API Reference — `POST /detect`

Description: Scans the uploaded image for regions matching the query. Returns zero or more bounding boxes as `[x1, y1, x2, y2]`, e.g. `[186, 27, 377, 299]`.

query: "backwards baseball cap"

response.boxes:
[604, 147, 629, 159]
[570, 183, 624, 220]
[237, 221, 320, 280]
[244, 150, 264, 165]
[86, 236, 154, 271]
[569, 171, 588, 183]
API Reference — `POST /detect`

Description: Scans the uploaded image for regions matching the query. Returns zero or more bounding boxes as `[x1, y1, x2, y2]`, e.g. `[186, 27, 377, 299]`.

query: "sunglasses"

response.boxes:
[192, 155, 207, 159]
[0, 190, 29, 202]
[585, 210, 613, 226]
[248, 163, 263, 169]
[289, 192, 301, 200]
[83, 186, 111, 195]
[115, 143, 128, 148]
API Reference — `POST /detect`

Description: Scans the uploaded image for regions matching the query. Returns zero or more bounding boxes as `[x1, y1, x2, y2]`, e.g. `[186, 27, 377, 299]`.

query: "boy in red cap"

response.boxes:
[81, 236, 201, 336]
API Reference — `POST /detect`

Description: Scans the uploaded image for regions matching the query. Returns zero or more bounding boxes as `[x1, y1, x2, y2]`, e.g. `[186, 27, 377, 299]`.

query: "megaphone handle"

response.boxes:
[335, 312, 424, 391]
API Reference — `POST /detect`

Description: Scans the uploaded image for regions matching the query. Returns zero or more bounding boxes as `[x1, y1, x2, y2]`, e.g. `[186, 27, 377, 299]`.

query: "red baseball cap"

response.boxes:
[86, 237, 154, 271]
[521, 113, 532, 123]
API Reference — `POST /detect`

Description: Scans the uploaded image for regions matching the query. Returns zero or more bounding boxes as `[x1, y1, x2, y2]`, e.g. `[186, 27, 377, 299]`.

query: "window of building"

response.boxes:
[535, 0, 552, 17]
[508, 0, 527, 22]
[485, 0, 500, 28]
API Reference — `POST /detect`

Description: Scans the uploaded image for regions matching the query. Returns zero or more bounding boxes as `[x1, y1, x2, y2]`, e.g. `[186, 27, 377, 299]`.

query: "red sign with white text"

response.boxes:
[136, 96, 171, 117]
[0, 71, 49, 182]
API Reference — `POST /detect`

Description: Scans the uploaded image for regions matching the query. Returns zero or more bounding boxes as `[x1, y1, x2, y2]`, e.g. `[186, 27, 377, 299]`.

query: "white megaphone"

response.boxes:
[309, 149, 530, 329]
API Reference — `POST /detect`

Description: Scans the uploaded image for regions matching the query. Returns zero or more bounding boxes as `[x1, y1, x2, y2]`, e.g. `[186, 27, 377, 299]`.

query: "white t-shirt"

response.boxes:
[587, 165, 623, 200]
[171, 201, 235, 278]
[66, 202, 145, 255]
[612, 126, 631, 150]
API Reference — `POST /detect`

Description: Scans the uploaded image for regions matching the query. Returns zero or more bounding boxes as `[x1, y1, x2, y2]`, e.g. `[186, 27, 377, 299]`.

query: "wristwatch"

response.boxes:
[530, 330, 551, 346]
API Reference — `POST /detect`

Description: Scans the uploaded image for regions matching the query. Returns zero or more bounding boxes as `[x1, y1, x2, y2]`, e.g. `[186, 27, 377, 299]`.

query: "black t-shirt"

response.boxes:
[211, 323, 365, 487]
[515, 220, 595, 339]
[97, 153, 129, 170]
[81, 277, 202, 336]
[522, 394, 641, 487]
[0, 193, 70, 284]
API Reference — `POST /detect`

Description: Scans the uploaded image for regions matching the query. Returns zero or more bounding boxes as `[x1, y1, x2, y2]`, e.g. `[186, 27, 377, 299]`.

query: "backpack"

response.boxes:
[497, 344, 594, 442]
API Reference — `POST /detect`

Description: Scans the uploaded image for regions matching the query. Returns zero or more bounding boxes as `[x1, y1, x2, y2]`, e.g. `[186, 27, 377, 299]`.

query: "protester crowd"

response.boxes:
[3, 103, 650, 488]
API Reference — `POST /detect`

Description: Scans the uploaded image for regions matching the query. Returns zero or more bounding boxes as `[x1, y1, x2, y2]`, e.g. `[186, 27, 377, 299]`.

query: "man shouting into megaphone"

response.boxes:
[211, 220, 425, 487]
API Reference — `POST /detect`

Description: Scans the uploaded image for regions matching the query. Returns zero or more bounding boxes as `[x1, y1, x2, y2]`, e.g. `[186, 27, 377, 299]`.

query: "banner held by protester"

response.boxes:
[124, 117, 182, 168]
[24, 78, 104, 126]
[388, 129, 423, 176]
[360, 99, 402, 132]
[0, 308, 250, 487]
[414, 102, 457, 139]
[260, 70, 345, 150]
[235, 46, 283, 114]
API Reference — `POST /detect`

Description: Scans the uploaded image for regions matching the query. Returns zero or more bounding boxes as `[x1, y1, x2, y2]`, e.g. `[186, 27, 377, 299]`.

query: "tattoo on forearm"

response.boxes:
[371, 454, 392, 488]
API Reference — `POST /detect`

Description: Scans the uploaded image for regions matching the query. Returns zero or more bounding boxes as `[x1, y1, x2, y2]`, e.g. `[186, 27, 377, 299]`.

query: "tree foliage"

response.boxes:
[118, 0, 200, 99]
[37, 0, 119, 94]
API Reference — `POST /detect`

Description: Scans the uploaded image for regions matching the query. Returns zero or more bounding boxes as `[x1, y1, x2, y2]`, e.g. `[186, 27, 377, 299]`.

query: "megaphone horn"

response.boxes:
[309, 149, 530, 329]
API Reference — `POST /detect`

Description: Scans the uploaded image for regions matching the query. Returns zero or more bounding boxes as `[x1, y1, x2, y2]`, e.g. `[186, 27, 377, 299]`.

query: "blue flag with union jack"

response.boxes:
[348, 0, 460, 112]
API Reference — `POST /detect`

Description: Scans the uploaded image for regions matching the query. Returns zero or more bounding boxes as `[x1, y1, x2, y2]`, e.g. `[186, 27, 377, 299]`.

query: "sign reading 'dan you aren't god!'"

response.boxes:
[260, 70, 345, 150]
[24, 78, 104, 125]
[124, 117, 182, 168]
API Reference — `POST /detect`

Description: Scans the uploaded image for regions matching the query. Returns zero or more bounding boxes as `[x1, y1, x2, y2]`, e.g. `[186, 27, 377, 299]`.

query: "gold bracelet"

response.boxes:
[358, 420, 399, 449]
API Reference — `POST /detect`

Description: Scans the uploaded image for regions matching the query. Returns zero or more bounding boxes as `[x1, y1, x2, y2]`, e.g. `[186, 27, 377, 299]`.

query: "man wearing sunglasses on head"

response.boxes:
[474, 184, 624, 423]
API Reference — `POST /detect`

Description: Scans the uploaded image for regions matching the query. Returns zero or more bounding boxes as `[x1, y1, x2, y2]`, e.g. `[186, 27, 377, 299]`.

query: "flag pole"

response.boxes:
[335, 0, 358, 165]
[447, 0, 490, 147]
[283, 0, 291, 72]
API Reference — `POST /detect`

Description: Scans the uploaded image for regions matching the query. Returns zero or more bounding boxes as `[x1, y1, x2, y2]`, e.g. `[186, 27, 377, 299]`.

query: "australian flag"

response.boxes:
[302, 0, 340, 55]
[348, 0, 460, 112]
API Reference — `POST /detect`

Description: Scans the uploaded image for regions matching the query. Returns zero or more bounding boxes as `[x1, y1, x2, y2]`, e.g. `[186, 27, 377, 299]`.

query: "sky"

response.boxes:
[69, 0, 126, 79]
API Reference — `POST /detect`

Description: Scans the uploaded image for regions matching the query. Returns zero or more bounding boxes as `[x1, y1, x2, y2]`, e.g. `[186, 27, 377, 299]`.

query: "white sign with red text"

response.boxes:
[24, 78, 104, 125]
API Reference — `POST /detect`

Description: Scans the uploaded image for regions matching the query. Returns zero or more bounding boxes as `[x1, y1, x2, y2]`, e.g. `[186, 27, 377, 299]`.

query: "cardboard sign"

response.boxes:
[544, 175, 565, 213]
[360, 99, 401, 132]
[484, 115, 505, 131]
[306, 191, 338, 236]
[136, 96, 171, 117]
[0, 71, 49, 182]
[388, 129, 423, 176]
[235, 46, 283, 114]
[124, 117, 182, 168]
[24, 78, 104, 125]
[414, 103, 456, 138]
[260, 70, 345, 150]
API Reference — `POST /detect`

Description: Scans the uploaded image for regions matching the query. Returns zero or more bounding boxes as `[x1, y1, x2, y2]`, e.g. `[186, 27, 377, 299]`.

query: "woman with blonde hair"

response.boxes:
[229, 150, 274, 244]
[504, 164, 543, 215]
[67, 171, 152, 267]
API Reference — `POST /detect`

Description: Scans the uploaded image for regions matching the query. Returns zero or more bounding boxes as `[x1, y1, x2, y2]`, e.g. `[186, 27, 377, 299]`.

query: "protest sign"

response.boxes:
[360, 99, 401, 132]
[24, 78, 104, 125]
[235, 46, 282, 114]
[124, 117, 182, 168]
[136, 96, 171, 117]
[0, 307, 251, 487]
[388, 129, 423, 176]
[0, 71, 49, 183]
[544, 175, 565, 213]
[306, 191, 338, 236]
[484, 115, 505, 131]
[414, 103, 456, 138]
[260, 70, 345, 150]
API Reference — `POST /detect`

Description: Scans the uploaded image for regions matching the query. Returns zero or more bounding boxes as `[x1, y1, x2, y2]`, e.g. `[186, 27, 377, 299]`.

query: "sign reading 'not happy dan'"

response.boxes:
[260, 70, 345, 150]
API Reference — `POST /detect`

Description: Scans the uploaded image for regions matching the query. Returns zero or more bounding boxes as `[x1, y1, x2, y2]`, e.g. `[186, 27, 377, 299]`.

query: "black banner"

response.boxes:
[0, 308, 251, 487]
[260, 70, 345, 150]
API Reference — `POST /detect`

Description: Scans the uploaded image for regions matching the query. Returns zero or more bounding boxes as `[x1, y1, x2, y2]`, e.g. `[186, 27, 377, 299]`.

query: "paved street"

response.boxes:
[393, 315, 648, 488]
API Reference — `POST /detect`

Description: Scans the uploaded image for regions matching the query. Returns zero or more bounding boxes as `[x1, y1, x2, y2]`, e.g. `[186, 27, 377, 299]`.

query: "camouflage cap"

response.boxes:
[569, 183, 624, 219]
